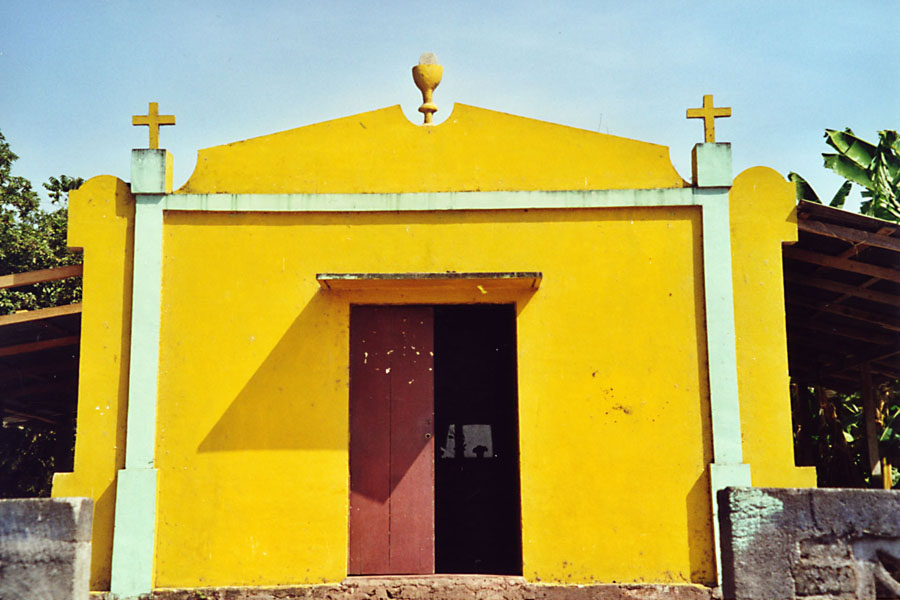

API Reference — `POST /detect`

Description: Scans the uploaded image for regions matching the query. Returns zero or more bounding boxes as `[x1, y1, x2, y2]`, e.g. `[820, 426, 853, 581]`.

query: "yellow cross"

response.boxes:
[686, 94, 731, 143]
[132, 102, 176, 149]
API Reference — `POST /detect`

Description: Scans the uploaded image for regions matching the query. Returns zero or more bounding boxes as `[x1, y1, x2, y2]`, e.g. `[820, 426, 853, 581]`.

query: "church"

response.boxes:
[52, 56, 813, 597]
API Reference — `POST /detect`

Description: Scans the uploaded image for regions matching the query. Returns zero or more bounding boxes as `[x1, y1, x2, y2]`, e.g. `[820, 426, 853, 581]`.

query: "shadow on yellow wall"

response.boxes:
[685, 473, 714, 583]
[198, 292, 345, 452]
[687, 234, 715, 583]
[157, 205, 717, 585]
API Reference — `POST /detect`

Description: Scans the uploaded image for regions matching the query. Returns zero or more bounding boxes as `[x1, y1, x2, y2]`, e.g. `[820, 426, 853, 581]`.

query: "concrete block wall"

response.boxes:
[718, 487, 900, 599]
[0, 497, 92, 600]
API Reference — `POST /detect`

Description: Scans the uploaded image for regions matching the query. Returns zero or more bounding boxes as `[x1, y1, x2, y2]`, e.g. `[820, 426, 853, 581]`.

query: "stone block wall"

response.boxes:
[0, 497, 92, 600]
[718, 487, 900, 599]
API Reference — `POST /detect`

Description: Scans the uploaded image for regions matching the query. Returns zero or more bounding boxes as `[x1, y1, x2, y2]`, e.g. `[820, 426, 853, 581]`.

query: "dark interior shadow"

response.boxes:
[198, 291, 346, 452]
[434, 304, 522, 575]
[685, 470, 715, 585]
[91, 480, 116, 591]
[687, 210, 716, 586]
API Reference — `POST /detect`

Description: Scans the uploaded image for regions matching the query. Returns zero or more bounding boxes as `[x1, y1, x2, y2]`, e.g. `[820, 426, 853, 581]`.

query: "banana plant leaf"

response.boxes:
[840, 397, 864, 435]
[890, 130, 900, 156]
[873, 161, 899, 201]
[880, 406, 900, 452]
[825, 128, 877, 168]
[830, 180, 852, 208]
[793, 129, 899, 223]
[824, 153, 873, 188]
[788, 172, 820, 203]
[874, 135, 900, 183]
[861, 197, 900, 221]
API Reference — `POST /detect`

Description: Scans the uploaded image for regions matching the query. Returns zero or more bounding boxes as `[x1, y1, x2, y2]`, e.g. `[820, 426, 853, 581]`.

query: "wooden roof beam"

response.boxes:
[822, 348, 900, 377]
[784, 246, 900, 284]
[832, 226, 896, 260]
[785, 273, 900, 307]
[787, 316, 894, 345]
[0, 408, 60, 426]
[0, 336, 80, 358]
[786, 296, 900, 333]
[871, 363, 900, 380]
[824, 227, 898, 307]
[787, 343, 846, 367]
[789, 361, 898, 391]
[0, 265, 83, 290]
[798, 219, 900, 253]
[0, 303, 82, 328]
[788, 367, 861, 391]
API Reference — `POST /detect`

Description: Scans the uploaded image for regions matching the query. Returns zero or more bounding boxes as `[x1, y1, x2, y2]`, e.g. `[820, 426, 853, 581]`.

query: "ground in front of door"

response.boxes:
[90, 576, 713, 600]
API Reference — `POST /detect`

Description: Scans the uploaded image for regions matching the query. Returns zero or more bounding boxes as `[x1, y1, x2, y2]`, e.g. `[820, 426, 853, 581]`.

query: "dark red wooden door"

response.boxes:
[349, 306, 435, 575]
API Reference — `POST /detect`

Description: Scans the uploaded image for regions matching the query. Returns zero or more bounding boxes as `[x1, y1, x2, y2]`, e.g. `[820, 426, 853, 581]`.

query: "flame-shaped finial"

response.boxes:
[412, 52, 443, 125]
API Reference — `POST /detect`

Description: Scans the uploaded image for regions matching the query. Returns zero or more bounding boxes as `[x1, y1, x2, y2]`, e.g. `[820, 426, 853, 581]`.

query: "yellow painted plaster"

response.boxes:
[177, 104, 688, 194]
[729, 167, 816, 487]
[59, 103, 811, 591]
[153, 207, 713, 587]
[51, 176, 135, 590]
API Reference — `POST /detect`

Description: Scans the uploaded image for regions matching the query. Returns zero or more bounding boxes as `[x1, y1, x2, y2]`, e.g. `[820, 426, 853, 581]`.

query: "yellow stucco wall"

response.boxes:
[51, 176, 134, 590]
[154, 207, 712, 587]
[178, 104, 687, 194]
[729, 167, 816, 488]
[54, 103, 812, 591]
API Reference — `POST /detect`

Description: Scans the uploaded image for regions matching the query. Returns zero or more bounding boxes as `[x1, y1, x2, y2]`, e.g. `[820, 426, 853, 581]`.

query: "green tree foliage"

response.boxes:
[0, 129, 82, 496]
[44, 175, 84, 204]
[789, 129, 900, 222]
[0, 130, 84, 314]
[0, 424, 61, 498]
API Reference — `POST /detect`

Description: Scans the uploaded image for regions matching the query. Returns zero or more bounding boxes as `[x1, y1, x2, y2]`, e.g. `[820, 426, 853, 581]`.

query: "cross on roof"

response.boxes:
[132, 102, 175, 149]
[686, 95, 731, 143]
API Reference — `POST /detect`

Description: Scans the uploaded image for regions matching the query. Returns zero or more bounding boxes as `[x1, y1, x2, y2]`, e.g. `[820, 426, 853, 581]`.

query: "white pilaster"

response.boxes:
[110, 149, 170, 598]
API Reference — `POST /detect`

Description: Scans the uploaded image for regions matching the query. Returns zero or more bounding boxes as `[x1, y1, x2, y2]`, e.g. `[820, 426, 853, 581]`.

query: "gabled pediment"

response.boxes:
[178, 104, 687, 194]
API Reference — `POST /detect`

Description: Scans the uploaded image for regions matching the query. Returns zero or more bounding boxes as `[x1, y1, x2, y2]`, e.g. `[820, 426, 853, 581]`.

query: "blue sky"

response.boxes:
[2, 1, 898, 209]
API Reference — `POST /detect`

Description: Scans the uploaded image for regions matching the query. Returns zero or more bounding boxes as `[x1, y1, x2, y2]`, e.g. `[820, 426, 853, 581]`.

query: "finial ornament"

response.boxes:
[686, 94, 731, 143]
[132, 102, 176, 149]
[412, 52, 443, 125]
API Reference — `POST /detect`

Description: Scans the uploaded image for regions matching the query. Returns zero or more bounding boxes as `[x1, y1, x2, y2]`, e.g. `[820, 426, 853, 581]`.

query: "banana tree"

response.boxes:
[789, 129, 900, 222]
[788, 171, 852, 208]
[823, 129, 900, 221]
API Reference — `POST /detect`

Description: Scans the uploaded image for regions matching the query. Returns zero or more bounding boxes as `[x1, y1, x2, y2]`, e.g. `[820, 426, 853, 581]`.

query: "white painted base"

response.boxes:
[110, 468, 158, 599]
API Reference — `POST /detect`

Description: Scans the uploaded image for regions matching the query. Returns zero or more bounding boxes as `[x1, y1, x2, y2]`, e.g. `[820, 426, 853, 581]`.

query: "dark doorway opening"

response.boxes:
[434, 304, 522, 575]
[348, 304, 522, 576]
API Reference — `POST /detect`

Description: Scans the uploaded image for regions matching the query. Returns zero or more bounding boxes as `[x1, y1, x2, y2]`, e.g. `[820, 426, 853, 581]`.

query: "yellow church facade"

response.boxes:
[52, 62, 813, 596]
